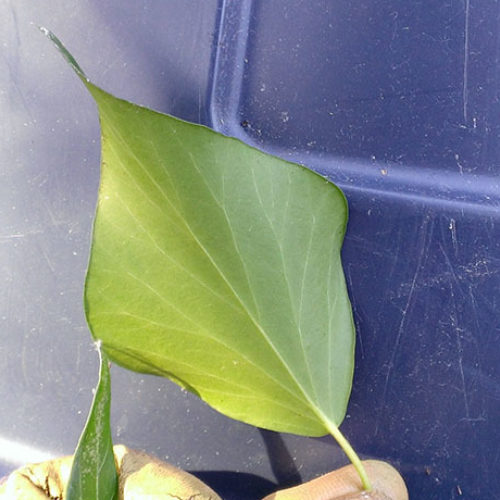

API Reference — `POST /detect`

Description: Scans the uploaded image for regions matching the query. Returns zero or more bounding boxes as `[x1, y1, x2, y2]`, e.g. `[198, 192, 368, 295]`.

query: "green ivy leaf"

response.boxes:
[85, 85, 355, 438]
[66, 345, 118, 500]
[44, 29, 356, 439]
[44, 28, 373, 491]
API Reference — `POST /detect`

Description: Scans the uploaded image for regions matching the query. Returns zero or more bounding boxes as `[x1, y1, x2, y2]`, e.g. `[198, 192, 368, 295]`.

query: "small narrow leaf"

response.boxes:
[66, 345, 118, 500]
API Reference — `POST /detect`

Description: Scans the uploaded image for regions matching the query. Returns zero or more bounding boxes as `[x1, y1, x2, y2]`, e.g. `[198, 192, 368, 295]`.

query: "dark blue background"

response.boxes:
[2, 1, 499, 499]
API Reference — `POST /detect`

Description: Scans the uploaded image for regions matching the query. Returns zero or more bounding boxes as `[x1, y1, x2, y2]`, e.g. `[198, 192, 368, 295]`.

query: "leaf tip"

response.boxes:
[38, 26, 90, 83]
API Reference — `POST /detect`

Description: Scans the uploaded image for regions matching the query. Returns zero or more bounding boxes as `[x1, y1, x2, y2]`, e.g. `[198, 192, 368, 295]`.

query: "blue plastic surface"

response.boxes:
[211, 2, 500, 498]
[2, 1, 499, 499]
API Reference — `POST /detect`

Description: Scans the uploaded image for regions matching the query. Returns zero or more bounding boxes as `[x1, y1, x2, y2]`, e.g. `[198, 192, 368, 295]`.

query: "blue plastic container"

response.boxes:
[2, 1, 499, 498]
[211, 3, 500, 497]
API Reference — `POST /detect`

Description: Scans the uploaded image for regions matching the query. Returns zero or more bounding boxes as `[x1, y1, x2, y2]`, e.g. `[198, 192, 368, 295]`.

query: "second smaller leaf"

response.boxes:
[66, 343, 118, 500]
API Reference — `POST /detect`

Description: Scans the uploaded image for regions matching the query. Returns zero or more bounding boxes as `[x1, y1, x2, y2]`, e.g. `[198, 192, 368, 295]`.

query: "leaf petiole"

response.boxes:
[320, 415, 372, 491]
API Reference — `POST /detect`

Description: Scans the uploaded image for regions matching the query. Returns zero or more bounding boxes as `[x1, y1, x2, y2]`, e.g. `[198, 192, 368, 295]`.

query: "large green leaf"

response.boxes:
[84, 83, 355, 437]
[46, 31, 356, 438]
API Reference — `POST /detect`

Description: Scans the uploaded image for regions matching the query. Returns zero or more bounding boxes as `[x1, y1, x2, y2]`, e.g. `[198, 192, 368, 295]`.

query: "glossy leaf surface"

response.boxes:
[66, 346, 118, 500]
[50, 33, 356, 437]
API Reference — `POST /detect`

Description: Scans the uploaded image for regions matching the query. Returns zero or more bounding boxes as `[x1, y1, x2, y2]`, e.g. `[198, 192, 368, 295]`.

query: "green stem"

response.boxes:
[321, 416, 372, 491]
